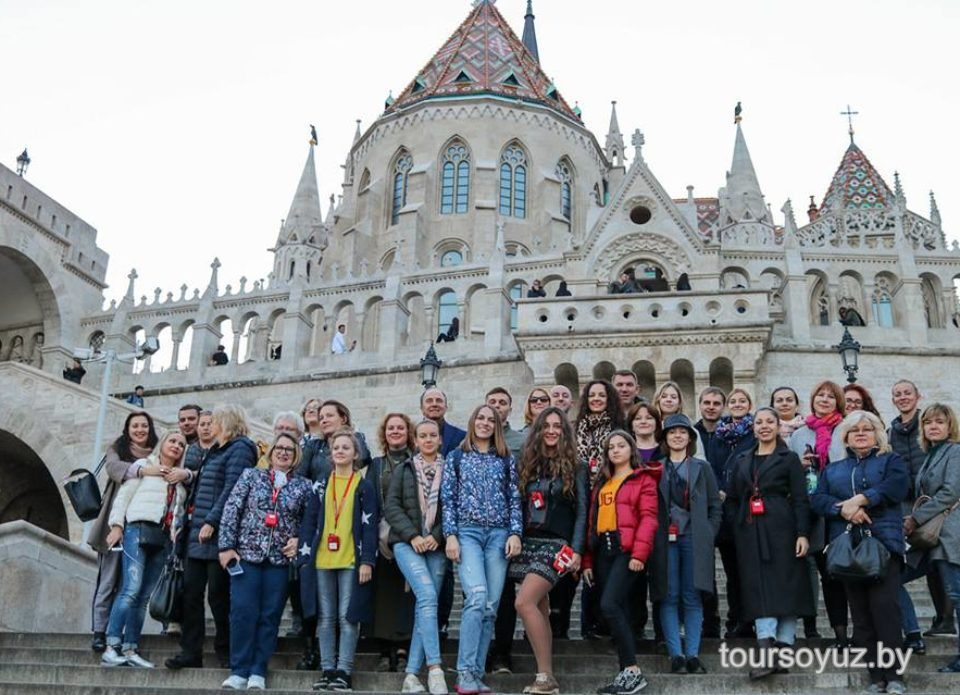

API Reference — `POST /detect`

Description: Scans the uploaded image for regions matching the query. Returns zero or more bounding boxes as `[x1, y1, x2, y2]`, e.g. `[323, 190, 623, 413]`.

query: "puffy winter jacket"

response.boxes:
[186, 435, 257, 561]
[583, 465, 661, 568]
[109, 473, 186, 528]
[888, 415, 925, 499]
[385, 458, 445, 547]
[301, 431, 373, 482]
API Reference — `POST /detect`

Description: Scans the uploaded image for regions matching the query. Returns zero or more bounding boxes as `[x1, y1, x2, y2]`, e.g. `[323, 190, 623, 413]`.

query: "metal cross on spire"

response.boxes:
[841, 104, 859, 144]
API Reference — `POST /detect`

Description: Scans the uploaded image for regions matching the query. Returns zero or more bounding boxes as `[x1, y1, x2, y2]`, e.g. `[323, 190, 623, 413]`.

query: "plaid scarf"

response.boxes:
[413, 452, 444, 536]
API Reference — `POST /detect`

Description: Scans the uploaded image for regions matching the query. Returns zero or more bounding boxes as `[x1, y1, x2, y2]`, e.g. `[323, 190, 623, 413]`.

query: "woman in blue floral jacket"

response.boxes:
[218, 432, 312, 690]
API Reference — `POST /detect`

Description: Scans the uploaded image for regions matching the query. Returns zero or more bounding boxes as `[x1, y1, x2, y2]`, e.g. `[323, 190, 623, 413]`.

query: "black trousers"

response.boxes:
[489, 579, 518, 663]
[845, 557, 903, 684]
[595, 539, 640, 670]
[181, 557, 231, 660]
[815, 551, 850, 628]
[549, 573, 578, 638]
[928, 569, 955, 626]
[438, 562, 454, 634]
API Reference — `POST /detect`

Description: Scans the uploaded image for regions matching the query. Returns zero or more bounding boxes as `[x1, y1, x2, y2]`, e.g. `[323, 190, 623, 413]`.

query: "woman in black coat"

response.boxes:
[729, 407, 812, 679]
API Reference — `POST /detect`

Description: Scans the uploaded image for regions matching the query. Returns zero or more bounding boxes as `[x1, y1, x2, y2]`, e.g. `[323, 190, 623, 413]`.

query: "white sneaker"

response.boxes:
[100, 646, 128, 667]
[427, 668, 449, 695]
[123, 649, 155, 668]
[222, 675, 248, 689]
[247, 674, 266, 690]
[402, 673, 426, 693]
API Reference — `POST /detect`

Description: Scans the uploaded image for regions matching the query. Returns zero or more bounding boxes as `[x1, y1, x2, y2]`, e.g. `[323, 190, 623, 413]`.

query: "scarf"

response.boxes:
[576, 412, 612, 479]
[778, 415, 805, 440]
[413, 452, 444, 536]
[805, 412, 842, 470]
[715, 414, 754, 446]
[130, 442, 154, 461]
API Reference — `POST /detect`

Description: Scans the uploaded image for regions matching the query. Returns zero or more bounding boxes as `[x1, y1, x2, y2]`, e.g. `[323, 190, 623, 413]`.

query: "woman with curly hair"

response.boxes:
[510, 408, 588, 694]
[575, 380, 624, 488]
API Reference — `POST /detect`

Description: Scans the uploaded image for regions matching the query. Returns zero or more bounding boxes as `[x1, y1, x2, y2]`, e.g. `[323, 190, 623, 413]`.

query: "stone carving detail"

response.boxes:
[594, 233, 690, 281]
[796, 210, 898, 249]
[903, 212, 940, 251]
[720, 223, 779, 247]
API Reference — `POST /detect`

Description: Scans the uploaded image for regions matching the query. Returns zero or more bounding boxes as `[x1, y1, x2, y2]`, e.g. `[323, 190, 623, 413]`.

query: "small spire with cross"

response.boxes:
[632, 129, 645, 163]
[841, 104, 859, 144]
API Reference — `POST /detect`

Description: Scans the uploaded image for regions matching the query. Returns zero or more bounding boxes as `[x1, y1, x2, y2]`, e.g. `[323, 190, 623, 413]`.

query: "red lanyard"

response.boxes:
[269, 470, 281, 507]
[330, 471, 356, 530]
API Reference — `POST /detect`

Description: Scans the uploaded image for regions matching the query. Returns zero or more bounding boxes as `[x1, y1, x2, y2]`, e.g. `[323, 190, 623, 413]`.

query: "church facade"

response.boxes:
[2, 0, 958, 542]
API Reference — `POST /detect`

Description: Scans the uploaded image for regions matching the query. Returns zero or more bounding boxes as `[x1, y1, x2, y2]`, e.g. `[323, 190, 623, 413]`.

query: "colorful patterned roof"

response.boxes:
[674, 197, 720, 236]
[820, 143, 894, 212]
[385, 0, 580, 122]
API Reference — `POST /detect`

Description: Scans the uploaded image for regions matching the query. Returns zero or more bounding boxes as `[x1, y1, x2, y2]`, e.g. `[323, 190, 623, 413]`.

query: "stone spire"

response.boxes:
[353, 119, 362, 142]
[522, 0, 540, 63]
[325, 194, 336, 227]
[123, 268, 138, 306]
[722, 122, 767, 223]
[605, 101, 625, 167]
[930, 191, 941, 227]
[204, 258, 221, 298]
[280, 145, 323, 245]
[894, 171, 906, 207]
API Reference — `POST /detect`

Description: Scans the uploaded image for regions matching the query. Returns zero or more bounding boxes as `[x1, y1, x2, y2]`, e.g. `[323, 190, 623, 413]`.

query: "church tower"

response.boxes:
[271, 144, 327, 287]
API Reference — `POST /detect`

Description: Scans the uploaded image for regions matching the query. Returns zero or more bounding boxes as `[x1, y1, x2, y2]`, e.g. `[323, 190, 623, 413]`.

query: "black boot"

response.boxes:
[803, 616, 821, 640]
[774, 641, 792, 674]
[296, 636, 320, 671]
[749, 638, 777, 680]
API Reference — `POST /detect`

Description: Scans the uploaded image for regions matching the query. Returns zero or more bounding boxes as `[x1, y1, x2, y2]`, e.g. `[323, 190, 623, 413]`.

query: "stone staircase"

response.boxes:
[0, 572, 956, 694]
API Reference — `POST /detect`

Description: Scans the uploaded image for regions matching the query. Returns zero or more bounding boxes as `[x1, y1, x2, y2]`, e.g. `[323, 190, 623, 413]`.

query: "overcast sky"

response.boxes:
[2, 0, 957, 303]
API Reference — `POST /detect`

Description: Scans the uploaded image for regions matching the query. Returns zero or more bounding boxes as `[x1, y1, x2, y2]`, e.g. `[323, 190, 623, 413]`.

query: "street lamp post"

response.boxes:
[16, 148, 30, 177]
[420, 342, 442, 389]
[835, 327, 861, 384]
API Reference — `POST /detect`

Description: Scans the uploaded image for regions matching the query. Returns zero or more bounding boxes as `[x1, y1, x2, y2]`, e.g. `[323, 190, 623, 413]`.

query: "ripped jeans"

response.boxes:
[105, 524, 166, 651]
[454, 526, 510, 675]
[394, 544, 446, 673]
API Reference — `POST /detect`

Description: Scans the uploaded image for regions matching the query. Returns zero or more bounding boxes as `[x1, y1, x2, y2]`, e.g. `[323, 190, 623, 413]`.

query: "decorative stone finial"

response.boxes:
[930, 191, 942, 227]
[631, 129, 645, 162]
[894, 171, 906, 206]
[124, 268, 138, 302]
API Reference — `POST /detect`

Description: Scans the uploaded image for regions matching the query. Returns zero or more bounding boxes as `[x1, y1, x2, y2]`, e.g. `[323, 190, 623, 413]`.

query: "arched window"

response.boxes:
[509, 284, 525, 331]
[499, 144, 527, 219]
[440, 142, 470, 215]
[391, 152, 413, 226]
[556, 159, 573, 220]
[811, 277, 830, 326]
[438, 291, 458, 335]
[872, 290, 894, 327]
[440, 250, 463, 267]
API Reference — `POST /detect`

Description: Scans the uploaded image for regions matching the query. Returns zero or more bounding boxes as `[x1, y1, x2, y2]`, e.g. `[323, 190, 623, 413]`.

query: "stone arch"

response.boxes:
[437, 134, 472, 216]
[213, 315, 235, 364]
[669, 359, 696, 410]
[720, 266, 751, 290]
[872, 271, 900, 328]
[356, 168, 372, 223]
[332, 300, 358, 348]
[433, 287, 458, 338]
[0, 246, 65, 358]
[148, 321, 173, 373]
[387, 147, 413, 227]
[401, 292, 426, 347]
[592, 360, 616, 382]
[838, 270, 866, 318]
[128, 325, 146, 374]
[554, 363, 579, 398]
[0, 427, 70, 541]
[175, 319, 195, 370]
[361, 296, 383, 351]
[305, 303, 327, 357]
[433, 238, 471, 267]
[709, 357, 734, 395]
[631, 360, 657, 400]
[806, 270, 831, 326]
[235, 310, 261, 363]
[540, 273, 566, 297]
[265, 308, 286, 361]
[593, 232, 691, 284]
[920, 273, 944, 329]
[507, 278, 528, 332]
[465, 283, 488, 338]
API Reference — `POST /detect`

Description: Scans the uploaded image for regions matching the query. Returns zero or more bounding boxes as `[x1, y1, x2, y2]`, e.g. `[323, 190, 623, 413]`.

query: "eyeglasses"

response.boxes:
[274, 446, 296, 456]
[528, 396, 550, 404]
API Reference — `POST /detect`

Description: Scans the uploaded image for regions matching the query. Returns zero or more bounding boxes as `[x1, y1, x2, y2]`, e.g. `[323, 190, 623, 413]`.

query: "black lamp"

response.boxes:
[835, 327, 861, 384]
[16, 148, 30, 177]
[420, 342, 442, 389]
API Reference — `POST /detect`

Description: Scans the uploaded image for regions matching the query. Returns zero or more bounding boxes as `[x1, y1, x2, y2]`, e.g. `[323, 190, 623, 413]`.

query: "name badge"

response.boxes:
[264, 511, 278, 528]
[750, 496, 766, 516]
[327, 533, 341, 552]
[531, 491, 545, 509]
[668, 523, 678, 542]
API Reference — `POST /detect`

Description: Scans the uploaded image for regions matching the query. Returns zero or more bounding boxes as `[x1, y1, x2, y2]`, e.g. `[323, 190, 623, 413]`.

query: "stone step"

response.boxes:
[0, 663, 957, 694]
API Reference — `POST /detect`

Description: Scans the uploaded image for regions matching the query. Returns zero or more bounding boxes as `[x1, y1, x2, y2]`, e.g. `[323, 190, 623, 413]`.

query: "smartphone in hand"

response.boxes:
[226, 559, 244, 577]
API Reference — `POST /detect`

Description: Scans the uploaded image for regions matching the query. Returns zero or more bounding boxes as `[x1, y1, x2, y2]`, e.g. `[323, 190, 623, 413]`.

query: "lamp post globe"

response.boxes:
[16, 148, 30, 177]
[835, 326, 861, 384]
[420, 343, 442, 389]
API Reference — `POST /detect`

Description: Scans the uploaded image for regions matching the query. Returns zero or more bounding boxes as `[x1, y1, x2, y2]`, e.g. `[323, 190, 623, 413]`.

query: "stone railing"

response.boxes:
[515, 288, 773, 335]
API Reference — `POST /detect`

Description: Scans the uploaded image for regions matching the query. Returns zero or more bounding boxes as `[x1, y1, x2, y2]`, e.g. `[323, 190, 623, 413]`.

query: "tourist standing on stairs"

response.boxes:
[299, 430, 379, 693]
[787, 381, 850, 649]
[217, 433, 312, 690]
[694, 386, 726, 639]
[582, 429, 658, 695]
[88, 411, 161, 654]
[810, 411, 909, 695]
[511, 408, 588, 695]
[301, 400, 373, 482]
[650, 415, 721, 676]
[386, 418, 450, 695]
[898, 403, 960, 674]
[166, 405, 258, 670]
[654, 381, 704, 459]
[889, 380, 955, 639]
[301, 398, 324, 446]
[440, 405, 522, 695]
[101, 431, 188, 668]
[728, 408, 813, 680]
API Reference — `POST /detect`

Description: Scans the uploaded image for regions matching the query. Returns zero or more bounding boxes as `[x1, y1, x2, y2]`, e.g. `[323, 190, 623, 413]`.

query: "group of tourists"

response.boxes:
[86, 372, 960, 695]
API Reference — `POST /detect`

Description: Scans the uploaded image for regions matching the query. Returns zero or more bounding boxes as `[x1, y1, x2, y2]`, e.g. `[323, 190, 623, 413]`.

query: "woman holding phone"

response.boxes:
[510, 408, 588, 695]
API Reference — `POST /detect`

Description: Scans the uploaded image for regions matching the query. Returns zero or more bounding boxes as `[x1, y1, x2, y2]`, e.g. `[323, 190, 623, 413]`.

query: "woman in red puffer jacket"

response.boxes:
[582, 430, 659, 695]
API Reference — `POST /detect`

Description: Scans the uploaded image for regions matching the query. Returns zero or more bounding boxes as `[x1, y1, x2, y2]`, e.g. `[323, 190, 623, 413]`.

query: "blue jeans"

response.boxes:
[901, 556, 960, 648]
[229, 561, 289, 678]
[455, 526, 510, 674]
[105, 524, 165, 650]
[318, 568, 359, 673]
[755, 616, 797, 644]
[659, 533, 703, 658]
[394, 544, 446, 674]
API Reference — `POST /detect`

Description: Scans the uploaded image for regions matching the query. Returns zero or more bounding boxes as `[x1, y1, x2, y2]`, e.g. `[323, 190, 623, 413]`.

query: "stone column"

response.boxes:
[280, 310, 313, 368]
[170, 336, 182, 371]
[377, 299, 409, 359]
[189, 322, 222, 375]
[483, 287, 513, 354]
[230, 331, 242, 364]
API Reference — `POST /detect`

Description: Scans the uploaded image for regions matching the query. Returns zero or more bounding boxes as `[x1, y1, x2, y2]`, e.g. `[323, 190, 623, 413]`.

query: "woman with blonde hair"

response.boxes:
[167, 405, 258, 671]
[218, 433, 313, 689]
[523, 387, 553, 429]
[899, 403, 960, 673]
[811, 411, 909, 694]
[101, 430, 188, 668]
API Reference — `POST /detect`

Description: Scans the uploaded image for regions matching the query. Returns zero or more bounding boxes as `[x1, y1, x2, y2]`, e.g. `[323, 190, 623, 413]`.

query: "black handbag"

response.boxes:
[62, 456, 106, 521]
[825, 523, 890, 583]
[136, 521, 168, 549]
[149, 553, 184, 623]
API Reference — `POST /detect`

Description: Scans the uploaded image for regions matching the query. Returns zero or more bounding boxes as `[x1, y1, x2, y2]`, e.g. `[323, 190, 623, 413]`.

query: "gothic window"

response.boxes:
[438, 290, 458, 335]
[440, 250, 463, 267]
[811, 278, 830, 326]
[440, 142, 470, 215]
[499, 144, 527, 219]
[556, 159, 573, 220]
[509, 283, 525, 331]
[391, 152, 413, 226]
[921, 277, 943, 328]
[871, 291, 893, 327]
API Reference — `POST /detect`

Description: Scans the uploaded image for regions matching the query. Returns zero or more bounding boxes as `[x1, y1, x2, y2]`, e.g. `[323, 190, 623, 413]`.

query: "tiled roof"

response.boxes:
[674, 197, 720, 236]
[820, 143, 894, 212]
[385, 0, 579, 122]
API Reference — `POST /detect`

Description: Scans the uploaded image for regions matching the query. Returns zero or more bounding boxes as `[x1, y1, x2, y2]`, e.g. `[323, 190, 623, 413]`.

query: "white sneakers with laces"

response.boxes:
[222, 674, 249, 689]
